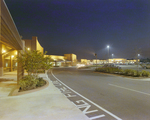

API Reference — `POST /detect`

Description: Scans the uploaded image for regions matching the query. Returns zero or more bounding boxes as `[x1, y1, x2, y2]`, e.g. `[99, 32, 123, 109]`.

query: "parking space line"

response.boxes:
[51, 70, 122, 120]
[89, 115, 105, 120]
[109, 84, 150, 96]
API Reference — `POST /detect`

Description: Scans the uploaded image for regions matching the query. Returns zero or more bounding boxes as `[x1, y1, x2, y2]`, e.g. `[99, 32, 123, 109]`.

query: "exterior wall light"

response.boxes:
[2, 50, 6, 53]
[27, 48, 30, 50]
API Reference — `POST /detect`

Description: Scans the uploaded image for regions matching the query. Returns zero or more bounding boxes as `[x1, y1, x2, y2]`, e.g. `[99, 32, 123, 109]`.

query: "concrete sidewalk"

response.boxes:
[0, 71, 89, 120]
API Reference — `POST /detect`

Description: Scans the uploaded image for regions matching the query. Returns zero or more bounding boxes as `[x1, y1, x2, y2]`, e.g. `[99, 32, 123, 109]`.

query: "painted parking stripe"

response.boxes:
[90, 115, 105, 120]
[109, 84, 150, 96]
[51, 70, 122, 120]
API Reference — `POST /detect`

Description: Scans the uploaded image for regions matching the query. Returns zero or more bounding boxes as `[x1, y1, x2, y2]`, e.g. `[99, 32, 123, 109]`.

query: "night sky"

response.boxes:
[4, 0, 150, 60]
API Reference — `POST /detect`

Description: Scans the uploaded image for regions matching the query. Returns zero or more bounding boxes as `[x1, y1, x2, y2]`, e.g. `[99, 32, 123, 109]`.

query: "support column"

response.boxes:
[17, 50, 24, 85]
[0, 55, 4, 76]
[0, 1, 2, 76]
[10, 56, 13, 72]
[0, 43, 4, 76]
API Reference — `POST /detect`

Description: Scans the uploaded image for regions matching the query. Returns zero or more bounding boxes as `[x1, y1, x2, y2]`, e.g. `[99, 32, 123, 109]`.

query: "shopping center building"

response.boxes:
[0, 0, 24, 83]
[0, 1, 45, 84]
[23, 36, 44, 54]
[45, 54, 77, 67]
[0, 0, 78, 79]
[81, 58, 139, 65]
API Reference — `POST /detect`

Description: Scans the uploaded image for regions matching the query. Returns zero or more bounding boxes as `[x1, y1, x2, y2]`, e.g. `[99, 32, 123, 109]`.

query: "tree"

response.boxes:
[42, 55, 53, 71]
[17, 50, 53, 76]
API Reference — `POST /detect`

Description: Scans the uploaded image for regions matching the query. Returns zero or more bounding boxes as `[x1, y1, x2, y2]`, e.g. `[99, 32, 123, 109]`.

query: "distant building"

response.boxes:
[81, 58, 139, 65]
[108, 58, 127, 64]
[45, 53, 77, 67]
[23, 36, 44, 54]
[81, 59, 91, 65]
[64, 54, 77, 62]
[81, 59, 88, 64]
[64, 54, 77, 66]
[44, 55, 65, 67]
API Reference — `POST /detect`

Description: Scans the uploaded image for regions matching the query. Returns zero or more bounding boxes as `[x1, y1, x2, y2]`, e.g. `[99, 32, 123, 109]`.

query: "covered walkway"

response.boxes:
[0, 0, 24, 83]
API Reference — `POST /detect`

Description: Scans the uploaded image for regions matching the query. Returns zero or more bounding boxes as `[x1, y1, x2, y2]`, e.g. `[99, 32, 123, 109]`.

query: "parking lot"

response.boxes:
[117, 64, 150, 72]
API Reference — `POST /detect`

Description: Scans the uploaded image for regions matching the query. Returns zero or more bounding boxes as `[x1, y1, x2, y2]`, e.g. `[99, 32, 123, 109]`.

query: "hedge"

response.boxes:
[95, 67, 150, 77]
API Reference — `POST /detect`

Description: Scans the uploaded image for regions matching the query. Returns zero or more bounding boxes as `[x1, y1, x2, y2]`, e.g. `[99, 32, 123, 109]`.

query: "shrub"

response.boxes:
[19, 75, 39, 91]
[124, 69, 134, 76]
[37, 69, 45, 73]
[109, 68, 114, 73]
[95, 67, 122, 74]
[96, 67, 150, 78]
[112, 67, 121, 73]
[105, 67, 110, 73]
[95, 68, 99, 72]
[141, 70, 150, 77]
[36, 77, 46, 87]
[130, 70, 139, 77]
[132, 70, 141, 77]
[115, 68, 121, 73]
[130, 69, 136, 76]
[119, 69, 125, 75]
[95, 68, 104, 72]
[108, 67, 119, 73]
[17, 50, 53, 76]
[124, 69, 131, 75]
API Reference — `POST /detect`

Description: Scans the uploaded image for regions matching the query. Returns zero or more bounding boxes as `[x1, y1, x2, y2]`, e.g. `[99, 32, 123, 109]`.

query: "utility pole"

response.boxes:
[107, 45, 110, 63]
[134, 47, 141, 71]
[137, 54, 140, 71]
[95, 53, 97, 69]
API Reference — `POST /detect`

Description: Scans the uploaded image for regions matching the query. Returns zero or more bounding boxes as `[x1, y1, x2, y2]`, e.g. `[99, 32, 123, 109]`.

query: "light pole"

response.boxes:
[95, 53, 97, 69]
[137, 54, 140, 71]
[112, 54, 114, 59]
[107, 45, 110, 63]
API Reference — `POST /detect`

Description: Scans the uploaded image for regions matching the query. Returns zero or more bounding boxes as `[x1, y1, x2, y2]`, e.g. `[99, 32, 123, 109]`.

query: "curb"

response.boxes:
[9, 79, 49, 96]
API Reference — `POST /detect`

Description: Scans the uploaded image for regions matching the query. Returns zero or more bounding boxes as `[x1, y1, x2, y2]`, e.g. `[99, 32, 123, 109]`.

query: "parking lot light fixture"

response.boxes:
[95, 53, 97, 69]
[112, 54, 114, 58]
[107, 45, 110, 62]
[137, 54, 140, 71]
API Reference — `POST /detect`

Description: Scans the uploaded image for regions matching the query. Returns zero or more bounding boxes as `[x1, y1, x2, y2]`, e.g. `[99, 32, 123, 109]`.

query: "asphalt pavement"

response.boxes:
[48, 67, 150, 120]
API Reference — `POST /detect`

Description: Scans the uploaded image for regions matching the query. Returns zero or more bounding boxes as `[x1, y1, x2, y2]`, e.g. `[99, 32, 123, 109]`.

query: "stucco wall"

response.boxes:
[23, 36, 43, 54]
[36, 39, 43, 54]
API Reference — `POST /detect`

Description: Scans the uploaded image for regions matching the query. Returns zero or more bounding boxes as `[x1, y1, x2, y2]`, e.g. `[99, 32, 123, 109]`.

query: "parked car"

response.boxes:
[140, 63, 150, 69]
[76, 64, 85, 68]
[102, 63, 121, 69]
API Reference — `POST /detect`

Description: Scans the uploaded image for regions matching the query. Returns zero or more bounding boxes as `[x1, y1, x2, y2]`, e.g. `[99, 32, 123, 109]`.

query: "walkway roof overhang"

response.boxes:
[0, 0, 23, 50]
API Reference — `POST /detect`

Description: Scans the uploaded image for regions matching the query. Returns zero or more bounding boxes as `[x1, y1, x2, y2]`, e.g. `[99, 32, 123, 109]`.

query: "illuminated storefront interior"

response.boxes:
[45, 54, 77, 67]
